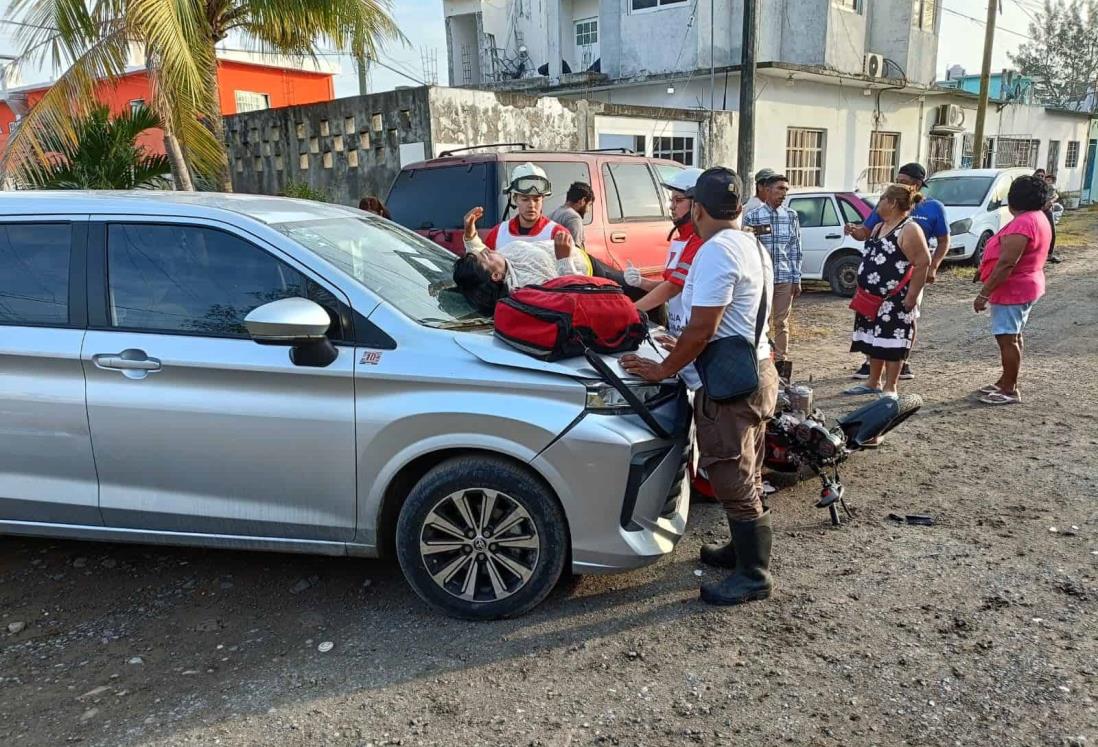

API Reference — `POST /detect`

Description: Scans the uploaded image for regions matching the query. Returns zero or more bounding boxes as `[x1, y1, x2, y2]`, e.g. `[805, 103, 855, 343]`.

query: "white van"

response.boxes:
[924, 167, 1033, 264]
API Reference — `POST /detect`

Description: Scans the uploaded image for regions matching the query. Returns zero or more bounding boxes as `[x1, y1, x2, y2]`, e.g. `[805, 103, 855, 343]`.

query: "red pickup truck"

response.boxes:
[384, 146, 686, 276]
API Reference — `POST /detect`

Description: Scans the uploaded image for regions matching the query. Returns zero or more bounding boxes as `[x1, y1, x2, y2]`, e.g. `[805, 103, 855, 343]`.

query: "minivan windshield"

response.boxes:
[924, 176, 995, 207]
[273, 216, 487, 328]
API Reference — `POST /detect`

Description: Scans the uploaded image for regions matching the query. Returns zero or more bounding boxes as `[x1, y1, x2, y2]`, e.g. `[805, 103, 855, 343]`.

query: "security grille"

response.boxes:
[928, 134, 954, 174]
[867, 131, 900, 190]
[786, 128, 825, 188]
[994, 136, 1039, 168]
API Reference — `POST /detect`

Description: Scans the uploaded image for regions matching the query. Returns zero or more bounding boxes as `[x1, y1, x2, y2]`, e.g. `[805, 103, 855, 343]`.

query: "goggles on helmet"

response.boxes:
[507, 174, 552, 196]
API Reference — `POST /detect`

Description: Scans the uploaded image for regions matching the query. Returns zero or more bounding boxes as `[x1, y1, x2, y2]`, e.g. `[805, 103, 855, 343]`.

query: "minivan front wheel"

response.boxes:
[972, 232, 992, 266]
[827, 253, 862, 297]
[396, 456, 567, 620]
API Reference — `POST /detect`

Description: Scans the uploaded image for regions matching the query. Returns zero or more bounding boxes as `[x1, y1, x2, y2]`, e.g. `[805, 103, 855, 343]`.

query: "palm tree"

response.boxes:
[23, 103, 171, 189]
[3, 0, 401, 190]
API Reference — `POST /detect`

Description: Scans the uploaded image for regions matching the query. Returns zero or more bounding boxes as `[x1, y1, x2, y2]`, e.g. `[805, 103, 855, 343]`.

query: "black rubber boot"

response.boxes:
[700, 511, 773, 606]
[699, 515, 736, 568]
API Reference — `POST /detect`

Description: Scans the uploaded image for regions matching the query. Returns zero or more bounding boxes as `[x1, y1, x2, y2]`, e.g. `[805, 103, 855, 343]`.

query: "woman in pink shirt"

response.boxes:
[973, 175, 1053, 405]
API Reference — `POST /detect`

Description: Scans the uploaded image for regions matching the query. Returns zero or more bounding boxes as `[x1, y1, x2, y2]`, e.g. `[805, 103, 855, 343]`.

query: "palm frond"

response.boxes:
[224, 0, 405, 60]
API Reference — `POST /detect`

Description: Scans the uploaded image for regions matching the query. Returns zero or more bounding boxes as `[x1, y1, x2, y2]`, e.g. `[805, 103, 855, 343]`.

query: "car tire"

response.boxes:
[971, 232, 992, 266]
[395, 456, 568, 620]
[827, 253, 862, 297]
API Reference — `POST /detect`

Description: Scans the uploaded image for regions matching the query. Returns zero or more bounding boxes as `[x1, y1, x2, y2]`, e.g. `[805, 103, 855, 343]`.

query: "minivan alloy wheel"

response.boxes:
[419, 488, 540, 602]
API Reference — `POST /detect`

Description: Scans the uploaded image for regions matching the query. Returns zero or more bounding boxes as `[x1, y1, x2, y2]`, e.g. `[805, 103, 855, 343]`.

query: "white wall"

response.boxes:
[564, 75, 928, 191]
[945, 95, 1092, 191]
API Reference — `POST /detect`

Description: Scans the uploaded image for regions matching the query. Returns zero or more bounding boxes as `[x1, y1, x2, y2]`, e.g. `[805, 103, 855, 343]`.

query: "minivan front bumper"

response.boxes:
[531, 392, 691, 574]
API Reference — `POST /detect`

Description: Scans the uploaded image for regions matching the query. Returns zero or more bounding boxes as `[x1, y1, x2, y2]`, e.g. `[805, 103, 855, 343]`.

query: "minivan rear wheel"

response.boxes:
[827, 253, 862, 297]
[396, 456, 567, 620]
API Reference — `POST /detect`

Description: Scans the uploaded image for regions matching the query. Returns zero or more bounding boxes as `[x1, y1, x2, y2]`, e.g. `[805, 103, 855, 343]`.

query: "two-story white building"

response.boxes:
[443, 0, 1092, 195]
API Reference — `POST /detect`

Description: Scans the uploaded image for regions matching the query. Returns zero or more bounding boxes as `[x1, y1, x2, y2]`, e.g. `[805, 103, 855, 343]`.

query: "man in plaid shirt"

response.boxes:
[743, 173, 802, 382]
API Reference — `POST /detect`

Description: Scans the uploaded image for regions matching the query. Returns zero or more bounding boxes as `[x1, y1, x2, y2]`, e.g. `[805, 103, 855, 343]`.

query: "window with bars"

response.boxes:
[928, 134, 955, 175]
[912, 0, 937, 29]
[786, 128, 826, 187]
[994, 137, 1039, 168]
[234, 90, 271, 114]
[867, 131, 900, 190]
[652, 136, 695, 166]
[1066, 141, 1080, 168]
[129, 98, 146, 113]
[1047, 140, 1060, 172]
[962, 134, 994, 168]
[575, 18, 597, 46]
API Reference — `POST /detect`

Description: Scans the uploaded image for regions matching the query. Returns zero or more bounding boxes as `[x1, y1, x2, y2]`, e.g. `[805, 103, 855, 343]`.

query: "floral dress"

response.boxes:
[850, 218, 917, 362]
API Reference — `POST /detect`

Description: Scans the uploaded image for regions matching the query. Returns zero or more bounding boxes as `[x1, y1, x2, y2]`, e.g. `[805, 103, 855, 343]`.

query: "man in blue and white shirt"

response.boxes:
[743, 173, 802, 382]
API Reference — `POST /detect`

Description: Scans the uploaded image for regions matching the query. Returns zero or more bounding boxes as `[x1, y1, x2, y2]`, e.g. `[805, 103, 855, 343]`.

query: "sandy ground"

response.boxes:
[2, 210, 1096, 747]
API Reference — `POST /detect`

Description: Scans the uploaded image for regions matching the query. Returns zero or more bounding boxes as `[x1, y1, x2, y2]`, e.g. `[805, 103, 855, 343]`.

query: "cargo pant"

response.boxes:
[693, 364, 780, 520]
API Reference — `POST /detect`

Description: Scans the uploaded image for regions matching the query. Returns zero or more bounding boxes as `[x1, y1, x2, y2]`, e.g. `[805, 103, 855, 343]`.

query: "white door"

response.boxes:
[787, 195, 849, 278]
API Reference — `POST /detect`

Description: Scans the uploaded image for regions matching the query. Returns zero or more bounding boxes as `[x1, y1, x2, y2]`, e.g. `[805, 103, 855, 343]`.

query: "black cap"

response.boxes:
[688, 167, 743, 218]
[898, 162, 927, 183]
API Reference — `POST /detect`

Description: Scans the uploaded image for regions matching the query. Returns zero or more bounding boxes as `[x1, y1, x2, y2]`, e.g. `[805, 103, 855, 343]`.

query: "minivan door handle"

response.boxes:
[825, 233, 842, 239]
[93, 349, 162, 379]
[609, 232, 627, 243]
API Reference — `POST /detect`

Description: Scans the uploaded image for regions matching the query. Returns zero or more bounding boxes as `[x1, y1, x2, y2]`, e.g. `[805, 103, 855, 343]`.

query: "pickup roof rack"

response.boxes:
[434, 144, 644, 158]
[437, 143, 530, 157]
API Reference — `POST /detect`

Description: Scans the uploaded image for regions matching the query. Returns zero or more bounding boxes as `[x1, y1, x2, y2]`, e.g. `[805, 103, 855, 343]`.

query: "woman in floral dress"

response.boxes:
[844, 184, 931, 398]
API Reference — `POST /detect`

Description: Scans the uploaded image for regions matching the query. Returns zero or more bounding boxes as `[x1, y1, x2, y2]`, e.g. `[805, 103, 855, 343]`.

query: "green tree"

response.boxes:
[1010, 0, 1098, 112]
[22, 103, 171, 189]
[3, 0, 401, 190]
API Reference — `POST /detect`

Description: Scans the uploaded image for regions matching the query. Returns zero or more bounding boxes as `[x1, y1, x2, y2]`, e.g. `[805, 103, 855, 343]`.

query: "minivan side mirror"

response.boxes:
[987, 200, 1002, 211]
[244, 297, 338, 367]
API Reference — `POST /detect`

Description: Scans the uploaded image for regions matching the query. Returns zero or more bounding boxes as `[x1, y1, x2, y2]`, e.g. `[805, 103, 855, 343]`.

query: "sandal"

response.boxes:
[980, 391, 1021, 405]
[843, 384, 882, 396]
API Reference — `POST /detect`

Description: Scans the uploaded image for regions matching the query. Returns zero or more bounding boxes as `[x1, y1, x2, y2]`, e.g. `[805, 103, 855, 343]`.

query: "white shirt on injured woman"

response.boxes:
[465, 238, 587, 289]
[678, 227, 773, 391]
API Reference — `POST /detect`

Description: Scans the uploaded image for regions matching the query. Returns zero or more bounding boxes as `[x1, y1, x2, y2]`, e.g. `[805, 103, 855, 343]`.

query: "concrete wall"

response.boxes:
[866, 0, 939, 85]
[226, 88, 433, 206]
[427, 86, 585, 155]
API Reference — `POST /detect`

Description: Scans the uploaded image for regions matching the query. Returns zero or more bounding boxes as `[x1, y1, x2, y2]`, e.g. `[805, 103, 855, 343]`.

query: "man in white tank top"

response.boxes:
[622, 167, 779, 608]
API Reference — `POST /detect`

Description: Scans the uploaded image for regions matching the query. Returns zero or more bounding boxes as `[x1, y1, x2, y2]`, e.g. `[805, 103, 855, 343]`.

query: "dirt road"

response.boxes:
[2, 211, 1096, 747]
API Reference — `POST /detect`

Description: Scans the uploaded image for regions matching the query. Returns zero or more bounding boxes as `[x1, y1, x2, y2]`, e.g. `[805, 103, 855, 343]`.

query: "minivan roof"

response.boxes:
[928, 167, 1032, 179]
[0, 190, 359, 225]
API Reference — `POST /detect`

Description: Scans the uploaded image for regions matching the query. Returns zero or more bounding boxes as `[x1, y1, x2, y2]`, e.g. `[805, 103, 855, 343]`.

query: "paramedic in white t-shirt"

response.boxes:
[621, 166, 778, 608]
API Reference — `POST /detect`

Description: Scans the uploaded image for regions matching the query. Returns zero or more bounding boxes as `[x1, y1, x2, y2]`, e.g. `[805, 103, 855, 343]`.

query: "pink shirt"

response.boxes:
[979, 211, 1051, 305]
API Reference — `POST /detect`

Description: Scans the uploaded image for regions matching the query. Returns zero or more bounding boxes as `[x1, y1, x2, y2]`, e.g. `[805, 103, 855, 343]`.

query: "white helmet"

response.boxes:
[506, 162, 552, 196]
[661, 167, 704, 195]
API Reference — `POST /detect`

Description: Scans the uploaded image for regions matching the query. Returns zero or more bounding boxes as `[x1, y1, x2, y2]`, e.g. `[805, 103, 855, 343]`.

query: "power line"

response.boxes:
[941, 6, 1035, 41]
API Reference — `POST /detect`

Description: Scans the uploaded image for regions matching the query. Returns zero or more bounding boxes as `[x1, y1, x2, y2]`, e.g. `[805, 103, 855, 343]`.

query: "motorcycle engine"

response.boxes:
[767, 384, 848, 469]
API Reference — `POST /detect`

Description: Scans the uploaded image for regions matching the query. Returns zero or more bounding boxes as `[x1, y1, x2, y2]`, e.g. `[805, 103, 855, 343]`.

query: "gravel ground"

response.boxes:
[2, 210, 1096, 747]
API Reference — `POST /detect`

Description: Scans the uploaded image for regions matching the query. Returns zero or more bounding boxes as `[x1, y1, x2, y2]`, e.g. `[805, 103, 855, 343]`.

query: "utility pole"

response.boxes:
[708, 0, 715, 165]
[972, 0, 997, 168]
[737, 0, 758, 179]
[356, 54, 370, 96]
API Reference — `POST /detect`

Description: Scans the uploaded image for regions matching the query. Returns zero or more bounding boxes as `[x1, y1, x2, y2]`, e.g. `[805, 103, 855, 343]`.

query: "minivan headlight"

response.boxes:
[950, 218, 972, 235]
[585, 381, 667, 412]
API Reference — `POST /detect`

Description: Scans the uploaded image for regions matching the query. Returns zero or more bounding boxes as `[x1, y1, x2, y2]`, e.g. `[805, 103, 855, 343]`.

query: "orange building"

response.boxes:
[0, 50, 338, 155]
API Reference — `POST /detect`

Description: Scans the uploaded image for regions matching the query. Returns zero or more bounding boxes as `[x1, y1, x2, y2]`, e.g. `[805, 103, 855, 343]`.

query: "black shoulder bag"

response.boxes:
[693, 240, 770, 402]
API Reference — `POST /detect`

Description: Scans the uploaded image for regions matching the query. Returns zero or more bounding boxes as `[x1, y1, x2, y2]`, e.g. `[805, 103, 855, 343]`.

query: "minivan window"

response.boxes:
[501, 161, 593, 225]
[388, 163, 493, 230]
[838, 197, 865, 225]
[0, 223, 71, 326]
[275, 216, 482, 326]
[605, 163, 664, 220]
[788, 196, 840, 228]
[106, 224, 308, 336]
[924, 176, 994, 207]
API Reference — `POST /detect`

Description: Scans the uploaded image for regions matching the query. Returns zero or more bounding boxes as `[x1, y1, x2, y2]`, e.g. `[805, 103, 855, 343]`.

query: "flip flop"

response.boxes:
[843, 384, 882, 396]
[978, 384, 1002, 395]
[980, 391, 1021, 405]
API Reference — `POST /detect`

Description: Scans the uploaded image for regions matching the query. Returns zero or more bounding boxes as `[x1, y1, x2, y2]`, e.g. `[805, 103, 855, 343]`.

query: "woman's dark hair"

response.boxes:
[566, 181, 595, 203]
[880, 183, 924, 213]
[1007, 175, 1051, 212]
[358, 195, 391, 219]
[452, 253, 508, 316]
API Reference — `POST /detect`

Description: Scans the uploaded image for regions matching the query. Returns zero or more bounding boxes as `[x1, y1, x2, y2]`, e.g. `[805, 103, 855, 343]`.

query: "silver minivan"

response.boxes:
[0, 192, 690, 619]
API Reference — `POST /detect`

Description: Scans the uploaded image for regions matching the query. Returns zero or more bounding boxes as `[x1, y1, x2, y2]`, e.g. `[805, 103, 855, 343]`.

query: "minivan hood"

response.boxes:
[942, 204, 981, 225]
[454, 330, 661, 381]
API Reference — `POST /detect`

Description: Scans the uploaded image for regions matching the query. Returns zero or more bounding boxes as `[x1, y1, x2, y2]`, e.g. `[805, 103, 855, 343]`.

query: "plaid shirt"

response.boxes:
[743, 203, 803, 284]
